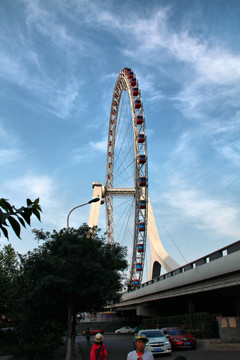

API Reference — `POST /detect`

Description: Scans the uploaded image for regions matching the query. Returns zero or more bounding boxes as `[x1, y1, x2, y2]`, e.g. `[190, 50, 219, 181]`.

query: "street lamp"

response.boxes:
[67, 197, 100, 229]
[65, 196, 100, 360]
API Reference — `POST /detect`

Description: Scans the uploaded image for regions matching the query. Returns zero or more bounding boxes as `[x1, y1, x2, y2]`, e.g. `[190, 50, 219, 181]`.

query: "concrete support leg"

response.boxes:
[188, 297, 195, 314]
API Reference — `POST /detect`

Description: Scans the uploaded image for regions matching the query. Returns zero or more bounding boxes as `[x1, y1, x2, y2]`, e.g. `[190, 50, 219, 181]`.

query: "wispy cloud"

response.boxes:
[0, 149, 23, 165]
[0, 122, 24, 165]
[1, 174, 65, 228]
[71, 137, 107, 163]
[164, 182, 240, 239]
[0, 50, 82, 118]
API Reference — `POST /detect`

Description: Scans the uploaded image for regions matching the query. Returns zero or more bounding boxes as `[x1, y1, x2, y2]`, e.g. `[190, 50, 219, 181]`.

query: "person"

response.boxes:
[89, 333, 107, 360]
[85, 327, 91, 345]
[156, 324, 160, 329]
[127, 334, 154, 360]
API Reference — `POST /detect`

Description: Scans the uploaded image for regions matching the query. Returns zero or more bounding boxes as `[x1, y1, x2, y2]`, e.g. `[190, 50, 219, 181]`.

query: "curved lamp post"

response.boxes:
[67, 197, 100, 229]
[65, 196, 100, 360]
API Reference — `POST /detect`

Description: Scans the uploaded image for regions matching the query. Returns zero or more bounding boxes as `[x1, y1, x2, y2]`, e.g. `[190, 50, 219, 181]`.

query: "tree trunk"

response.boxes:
[66, 300, 72, 360]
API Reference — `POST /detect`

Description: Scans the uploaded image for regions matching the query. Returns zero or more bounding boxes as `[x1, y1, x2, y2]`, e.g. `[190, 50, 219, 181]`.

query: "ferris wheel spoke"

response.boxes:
[114, 151, 135, 181]
[114, 199, 134, 245]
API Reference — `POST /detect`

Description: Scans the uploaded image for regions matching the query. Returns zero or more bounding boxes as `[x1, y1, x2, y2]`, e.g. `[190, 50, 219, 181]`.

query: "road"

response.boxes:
[76, 334, 240, 360]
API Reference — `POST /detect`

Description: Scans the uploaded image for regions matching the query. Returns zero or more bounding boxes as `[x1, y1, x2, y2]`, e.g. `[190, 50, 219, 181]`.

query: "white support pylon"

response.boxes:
[147, 196, 179, 280]
[88, 182, 104, 227]
[88, 183, 179, 281]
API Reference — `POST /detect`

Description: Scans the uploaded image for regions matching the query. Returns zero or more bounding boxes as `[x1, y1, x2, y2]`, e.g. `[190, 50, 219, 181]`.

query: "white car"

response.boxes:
[135, 329, 172, 355]
[115, 326, 133, 334]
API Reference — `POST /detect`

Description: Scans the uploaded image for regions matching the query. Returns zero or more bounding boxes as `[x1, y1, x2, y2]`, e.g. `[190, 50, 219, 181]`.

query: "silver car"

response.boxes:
[115, 326, 133, 334]
[136, 329, 172, 355]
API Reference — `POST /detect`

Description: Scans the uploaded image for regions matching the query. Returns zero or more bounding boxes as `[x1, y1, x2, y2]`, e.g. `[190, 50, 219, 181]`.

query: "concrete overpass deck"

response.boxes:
[113, 240, 240, 315]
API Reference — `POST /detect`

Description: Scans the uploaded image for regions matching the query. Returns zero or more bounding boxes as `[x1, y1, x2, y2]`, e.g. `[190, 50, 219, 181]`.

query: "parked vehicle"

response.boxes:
[115, 326, 133, 334]
[131, 326, 139, 334]
[161, 327, 196, 349]
[82, 328, 104, 336]
[135, 329, 172, 355]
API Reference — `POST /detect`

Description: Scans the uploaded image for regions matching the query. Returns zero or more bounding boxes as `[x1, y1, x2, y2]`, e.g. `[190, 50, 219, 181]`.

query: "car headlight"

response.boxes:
[165, 340, 170, 345]
[146, 342, 149, 346]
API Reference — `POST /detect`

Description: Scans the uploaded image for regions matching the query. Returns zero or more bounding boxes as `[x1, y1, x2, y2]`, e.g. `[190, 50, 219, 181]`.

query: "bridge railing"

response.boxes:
[131, 240, 240, 291]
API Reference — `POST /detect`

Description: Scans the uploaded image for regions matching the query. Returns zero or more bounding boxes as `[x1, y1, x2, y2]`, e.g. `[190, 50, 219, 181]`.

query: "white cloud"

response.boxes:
[163, 177, 240, 239]
[23, 0, 76, 49]
[71, 136, 107, 163]
[0, 123, 24, 164]
[220, 145, 240, 165]
[90, 139, 107, 152]
[5, 175, 55, 206]
[1, 174, 65, 228]
[0, 149, 23, 165]
[0, 50, 82, 118]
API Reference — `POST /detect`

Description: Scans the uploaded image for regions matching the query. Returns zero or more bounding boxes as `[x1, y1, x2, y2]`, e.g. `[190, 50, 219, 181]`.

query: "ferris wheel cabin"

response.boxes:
[138, 134, 145, 143]
[132, 87, 139, 96]
[139, 177, 147, 186]
[138, 222, 146, 232]
[133, 279, 140, 286]
[130, 78, 137, 87]
[138, 154, 146, 164]
[137, 244, 144, 252]
[135, 100, 142, 109]
[139, 200, 146, 209]
[136, 115, 143, 124]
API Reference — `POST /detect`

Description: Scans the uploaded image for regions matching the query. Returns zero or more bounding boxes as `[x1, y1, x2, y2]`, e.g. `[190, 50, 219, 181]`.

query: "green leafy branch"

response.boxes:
[0, 198, 42, 240]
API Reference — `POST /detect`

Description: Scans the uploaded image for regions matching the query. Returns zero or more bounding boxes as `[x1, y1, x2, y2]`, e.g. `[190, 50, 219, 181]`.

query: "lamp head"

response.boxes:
[88, 197, 100, 204]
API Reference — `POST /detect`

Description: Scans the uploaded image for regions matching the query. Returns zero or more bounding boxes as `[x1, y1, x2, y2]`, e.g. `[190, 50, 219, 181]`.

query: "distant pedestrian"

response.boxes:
[127, 334, 154, 360]
[85, 327, 91, 345]
[90, 333, 107, 360]
[156, 324, 159, 329]
[174, 356, 188, 360]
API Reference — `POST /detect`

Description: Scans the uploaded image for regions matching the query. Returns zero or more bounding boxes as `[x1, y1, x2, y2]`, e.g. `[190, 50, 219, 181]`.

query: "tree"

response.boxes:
[0, 198, 42, 240]
[15, 224, 127, 360]
[0, 244, 20, 327]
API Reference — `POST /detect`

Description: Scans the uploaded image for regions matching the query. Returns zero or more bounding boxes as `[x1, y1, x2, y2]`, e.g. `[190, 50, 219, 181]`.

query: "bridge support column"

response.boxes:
[136, 304, 158, 317]
[88, 182, 104, 227]
[235, 296, 240, 316]
[147, 197, 180, 279]
[188, 297, 195, 314]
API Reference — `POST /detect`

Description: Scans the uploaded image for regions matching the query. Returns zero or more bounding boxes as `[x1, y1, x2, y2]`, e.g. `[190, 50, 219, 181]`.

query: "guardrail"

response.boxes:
[130, 240, 240, 292]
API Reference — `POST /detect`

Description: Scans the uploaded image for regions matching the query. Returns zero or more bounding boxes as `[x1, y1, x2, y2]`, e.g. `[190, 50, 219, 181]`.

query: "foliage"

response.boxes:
[142, 312, 219, 339]
[0, 198, 42, 240]
[15, 224, 127, 360]
[0, 244, 20, 327]
[0, 329, 18, 356]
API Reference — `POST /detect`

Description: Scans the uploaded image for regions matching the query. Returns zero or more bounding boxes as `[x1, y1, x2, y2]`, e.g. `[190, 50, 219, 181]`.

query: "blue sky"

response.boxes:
[0, 0, 240, 278]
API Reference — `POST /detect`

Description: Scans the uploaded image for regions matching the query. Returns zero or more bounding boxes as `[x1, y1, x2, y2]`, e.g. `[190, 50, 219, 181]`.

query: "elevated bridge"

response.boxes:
[112, 241, 240, 318]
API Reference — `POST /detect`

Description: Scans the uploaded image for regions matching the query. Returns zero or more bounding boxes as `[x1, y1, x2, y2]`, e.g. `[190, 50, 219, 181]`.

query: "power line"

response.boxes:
[161, 224, 188, 264]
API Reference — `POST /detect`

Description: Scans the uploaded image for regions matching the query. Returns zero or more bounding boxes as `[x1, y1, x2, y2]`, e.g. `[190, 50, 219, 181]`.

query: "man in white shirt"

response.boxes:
[127, 334, 154, 360]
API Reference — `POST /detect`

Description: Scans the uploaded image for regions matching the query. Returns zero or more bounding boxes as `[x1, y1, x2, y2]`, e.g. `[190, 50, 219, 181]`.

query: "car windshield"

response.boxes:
[168, 328, 187, 335]
[141, 330, 164, 338]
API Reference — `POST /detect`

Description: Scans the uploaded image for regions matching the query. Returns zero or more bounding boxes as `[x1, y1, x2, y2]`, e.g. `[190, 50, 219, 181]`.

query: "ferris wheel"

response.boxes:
[88, 68, 179, 288]
[105, 67, 148, 286]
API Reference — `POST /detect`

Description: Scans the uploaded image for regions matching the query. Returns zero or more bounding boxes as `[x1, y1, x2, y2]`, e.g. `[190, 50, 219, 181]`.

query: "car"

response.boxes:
[131, 326, 139, 334]
[82, 328, 104, 336]
[135, 329, 172, 355]
[161, 327, 196, 349]
[115, 326, 133, 334]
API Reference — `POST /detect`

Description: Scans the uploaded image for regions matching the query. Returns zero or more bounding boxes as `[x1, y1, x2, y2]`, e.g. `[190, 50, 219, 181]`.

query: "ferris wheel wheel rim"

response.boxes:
[105, 68, 148, 285]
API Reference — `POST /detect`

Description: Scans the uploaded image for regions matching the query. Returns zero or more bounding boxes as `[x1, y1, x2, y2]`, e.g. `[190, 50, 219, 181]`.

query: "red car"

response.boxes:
[82, 328, 104, 336]
[161, 327, 196, 349]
